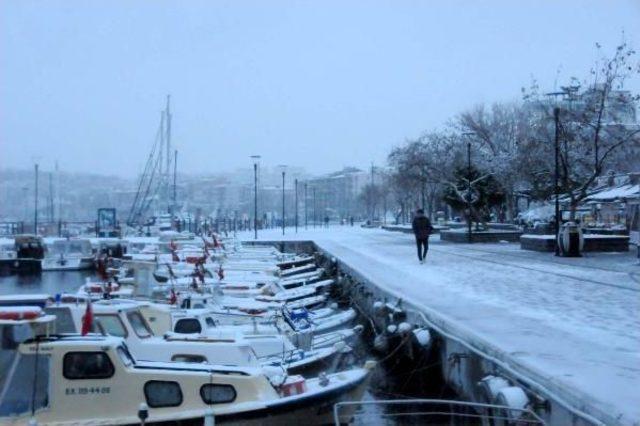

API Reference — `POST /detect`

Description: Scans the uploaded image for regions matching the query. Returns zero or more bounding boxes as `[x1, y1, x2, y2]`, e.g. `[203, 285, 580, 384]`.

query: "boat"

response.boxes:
[0, 238, 16, 275]
[11, 234, 45, 273]
[43, 299, 347, 375]
[0, 307, 374, 426]
[41, 238, 94, 271]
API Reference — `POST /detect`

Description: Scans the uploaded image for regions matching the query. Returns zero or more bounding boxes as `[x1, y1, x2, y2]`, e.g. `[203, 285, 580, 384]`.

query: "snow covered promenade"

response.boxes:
[242, 226, 640, 425]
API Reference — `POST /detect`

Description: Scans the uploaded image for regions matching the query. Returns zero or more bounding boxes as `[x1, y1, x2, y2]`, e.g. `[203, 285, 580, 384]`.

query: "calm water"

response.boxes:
[0, 270, 96, 296]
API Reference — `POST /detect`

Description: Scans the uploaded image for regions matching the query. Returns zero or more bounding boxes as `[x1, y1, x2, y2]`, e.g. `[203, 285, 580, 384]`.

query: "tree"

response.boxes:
[456, 102, 530, 220]
[442, 165, 506, 228]
[524, 42, 640, 219]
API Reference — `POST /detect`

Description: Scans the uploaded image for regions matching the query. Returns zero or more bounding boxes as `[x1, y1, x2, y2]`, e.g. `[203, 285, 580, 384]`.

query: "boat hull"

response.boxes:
[125, 371, 369, 426]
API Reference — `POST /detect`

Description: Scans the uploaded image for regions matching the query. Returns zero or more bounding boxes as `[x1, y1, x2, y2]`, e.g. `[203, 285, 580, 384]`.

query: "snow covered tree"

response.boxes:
[523, 42, 640, 219]
[442, 165, 506, 228]
[456, 102, 530, 220]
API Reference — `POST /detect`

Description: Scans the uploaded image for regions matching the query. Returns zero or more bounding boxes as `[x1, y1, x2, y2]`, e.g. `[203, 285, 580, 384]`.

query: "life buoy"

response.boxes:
[0, 309, 42, 320]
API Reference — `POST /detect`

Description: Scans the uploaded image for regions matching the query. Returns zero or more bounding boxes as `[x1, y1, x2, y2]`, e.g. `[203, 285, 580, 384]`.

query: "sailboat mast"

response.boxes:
[166, 95, 171, 179]
[173, 149, 178, 208]
[34, 163, 39, 235]
[48, 173, 54, 222]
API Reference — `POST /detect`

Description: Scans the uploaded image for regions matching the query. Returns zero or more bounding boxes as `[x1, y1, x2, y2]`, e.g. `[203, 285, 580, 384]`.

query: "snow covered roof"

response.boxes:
[585, 184, 640, 202]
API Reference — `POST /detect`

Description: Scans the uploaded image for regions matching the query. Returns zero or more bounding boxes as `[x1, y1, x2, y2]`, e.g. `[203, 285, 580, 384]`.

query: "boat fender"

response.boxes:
[496, 386, 529, 421]
[373, 334, 389, 352]
[330, 302, 338, 310]
[386, 324, 397, 334]
[478, 375, 510, 403]
[373, 301, 386, 316]
[412, 328, 431, 347]
[398, 322, 412, 334]
[352, 324, 364, 335]
[138, 403, 149, 424]
[204, 409, 215, 426]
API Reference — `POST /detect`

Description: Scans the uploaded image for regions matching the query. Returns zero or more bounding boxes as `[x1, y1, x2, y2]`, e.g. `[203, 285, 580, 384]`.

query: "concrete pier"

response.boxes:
[244, 227, 639, 426]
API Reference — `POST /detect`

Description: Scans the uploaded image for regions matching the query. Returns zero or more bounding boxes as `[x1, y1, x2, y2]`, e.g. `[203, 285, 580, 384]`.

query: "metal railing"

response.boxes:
[334, 399, 547, 425]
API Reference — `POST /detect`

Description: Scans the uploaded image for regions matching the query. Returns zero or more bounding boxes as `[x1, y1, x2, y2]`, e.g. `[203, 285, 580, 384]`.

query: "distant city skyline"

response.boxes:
[1, 0, 639, 177]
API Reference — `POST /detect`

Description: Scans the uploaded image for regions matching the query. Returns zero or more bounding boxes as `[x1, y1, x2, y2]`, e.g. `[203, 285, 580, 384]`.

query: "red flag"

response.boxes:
[81, 299, 93, 335]
[97, 256, 108, 281]
[217, 266, 224, 280]
[169, 289, 177, 305]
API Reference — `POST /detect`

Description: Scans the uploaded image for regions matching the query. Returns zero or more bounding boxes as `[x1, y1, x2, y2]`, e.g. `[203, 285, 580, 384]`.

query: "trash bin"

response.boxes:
[558, 221, 583, 257]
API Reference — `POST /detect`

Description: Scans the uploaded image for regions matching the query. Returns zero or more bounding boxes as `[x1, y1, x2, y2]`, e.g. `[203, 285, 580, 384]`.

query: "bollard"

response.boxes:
[138, 403, 149, 425]
[204, 408, 215, 426]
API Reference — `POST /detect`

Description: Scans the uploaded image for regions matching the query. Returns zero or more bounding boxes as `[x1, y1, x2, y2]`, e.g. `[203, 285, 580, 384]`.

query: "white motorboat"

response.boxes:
[0, 307, 374, 425]
[41, 238, 94, 271]
[43, 299, 344, 375]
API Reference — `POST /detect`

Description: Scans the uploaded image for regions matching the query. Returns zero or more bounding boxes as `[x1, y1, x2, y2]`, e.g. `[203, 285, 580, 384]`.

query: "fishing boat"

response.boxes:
[0, 307, 374, 426]
[42, 299, 347, 375]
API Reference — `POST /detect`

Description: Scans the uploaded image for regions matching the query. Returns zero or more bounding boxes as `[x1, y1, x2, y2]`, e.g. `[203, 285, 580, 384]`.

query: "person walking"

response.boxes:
[412, 209, 433, 264]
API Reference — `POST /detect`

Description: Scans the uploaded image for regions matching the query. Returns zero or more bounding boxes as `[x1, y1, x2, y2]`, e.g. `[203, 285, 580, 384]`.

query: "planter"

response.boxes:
[440, 230, 522, 243]
[520, 234, 629, 252]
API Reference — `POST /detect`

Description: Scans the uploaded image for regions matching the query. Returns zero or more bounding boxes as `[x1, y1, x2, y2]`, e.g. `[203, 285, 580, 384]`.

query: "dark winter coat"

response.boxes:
[412, 214, 433, 239]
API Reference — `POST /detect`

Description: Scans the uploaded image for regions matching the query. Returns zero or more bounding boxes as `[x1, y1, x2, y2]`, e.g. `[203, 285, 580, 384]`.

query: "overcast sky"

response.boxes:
[1, 0, 638, 177]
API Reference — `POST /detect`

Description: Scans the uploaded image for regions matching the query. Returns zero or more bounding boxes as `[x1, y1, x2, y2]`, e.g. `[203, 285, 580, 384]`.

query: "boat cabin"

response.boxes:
[43, 300, 263, 368]
[0, 333, 280, 425]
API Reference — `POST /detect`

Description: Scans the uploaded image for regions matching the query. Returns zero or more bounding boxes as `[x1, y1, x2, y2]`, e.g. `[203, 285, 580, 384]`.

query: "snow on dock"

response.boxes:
[243, 226, 640, 425]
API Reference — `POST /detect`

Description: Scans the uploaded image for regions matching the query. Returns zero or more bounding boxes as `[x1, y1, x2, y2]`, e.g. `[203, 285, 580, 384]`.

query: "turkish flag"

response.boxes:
[81, 299, 93, 336]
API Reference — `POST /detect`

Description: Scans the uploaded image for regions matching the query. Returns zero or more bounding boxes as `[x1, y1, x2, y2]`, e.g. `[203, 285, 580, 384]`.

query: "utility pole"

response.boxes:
[295, 178, 298, 233]
[34, 163, 39, 235]
[554, 107, 561, 256]
[304, 182, 308, 230]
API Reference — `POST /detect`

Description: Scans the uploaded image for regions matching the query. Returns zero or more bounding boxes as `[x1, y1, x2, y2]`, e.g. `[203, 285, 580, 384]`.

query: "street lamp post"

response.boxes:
[467, 142, 472, 243]
[34, 163, 39, 236]
[250, 155, 261, 240]
[554, 107, 561, 256]
[295, 178, 298, 233]
[313, 187, 316, 229]
[462, 132, 476, 243]
[545, 91, 567, 256]
[279, 165, 286, 236]
[304, 182, 308, 229]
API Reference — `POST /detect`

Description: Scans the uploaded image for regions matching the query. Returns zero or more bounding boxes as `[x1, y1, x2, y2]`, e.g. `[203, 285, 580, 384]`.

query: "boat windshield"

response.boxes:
[126, 311, 153, 338]
[49, 240, 91, 255]
[116, 344, 136, 367]
[0, 351, 50, 416]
